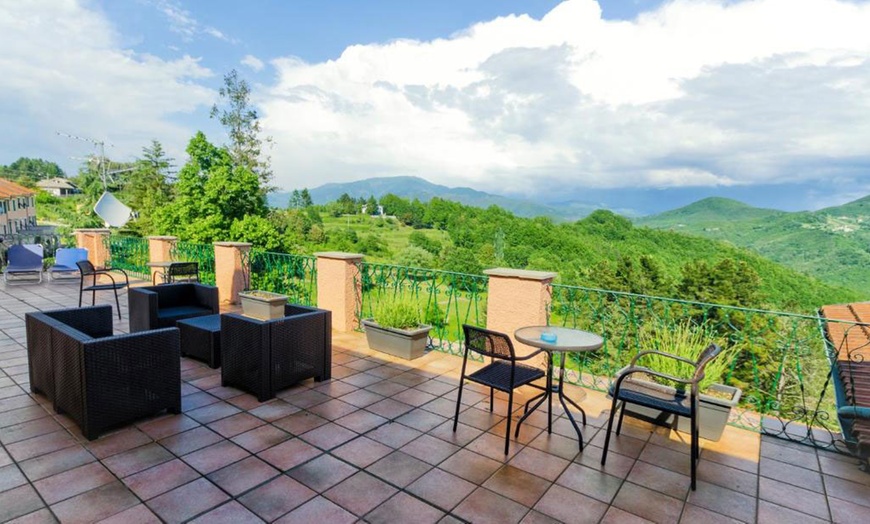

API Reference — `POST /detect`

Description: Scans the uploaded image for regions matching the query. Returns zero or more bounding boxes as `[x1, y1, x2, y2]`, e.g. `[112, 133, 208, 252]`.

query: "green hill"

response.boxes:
[636, 196, 870, 296]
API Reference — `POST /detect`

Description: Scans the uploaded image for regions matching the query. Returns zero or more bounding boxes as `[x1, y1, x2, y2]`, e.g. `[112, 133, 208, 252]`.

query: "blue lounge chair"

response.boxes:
[3, 244, 44, 284]
[48, 248, 89, 282]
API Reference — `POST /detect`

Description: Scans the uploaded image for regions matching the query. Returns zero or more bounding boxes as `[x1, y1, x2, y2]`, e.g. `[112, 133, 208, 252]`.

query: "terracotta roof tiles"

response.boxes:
[0, 177, 36, 198]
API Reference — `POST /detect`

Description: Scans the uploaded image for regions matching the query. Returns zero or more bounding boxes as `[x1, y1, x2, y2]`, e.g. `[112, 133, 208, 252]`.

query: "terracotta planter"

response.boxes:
[239, 290, 288, 321]
[362, 318, 431, 360]
[616, 368, 742, 442]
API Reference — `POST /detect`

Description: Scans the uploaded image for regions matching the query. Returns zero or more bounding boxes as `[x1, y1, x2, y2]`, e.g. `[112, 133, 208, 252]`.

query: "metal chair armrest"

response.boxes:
[617, 365, 695, 386]
[629, 350, 695, 367]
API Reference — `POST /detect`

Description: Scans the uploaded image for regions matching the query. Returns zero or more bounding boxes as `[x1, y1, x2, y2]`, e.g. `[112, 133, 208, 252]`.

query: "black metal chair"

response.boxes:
[153, 261, 200, 285]
[453, 324, 548, 455]
[76, 260, 129, 319]
[602, 343, 723, 490]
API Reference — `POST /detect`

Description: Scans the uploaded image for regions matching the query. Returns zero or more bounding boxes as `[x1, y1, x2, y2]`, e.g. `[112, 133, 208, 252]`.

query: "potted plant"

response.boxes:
[362, 300, 431, 360]
[238, 290, 288, 321]
[616, 322, 742, 442]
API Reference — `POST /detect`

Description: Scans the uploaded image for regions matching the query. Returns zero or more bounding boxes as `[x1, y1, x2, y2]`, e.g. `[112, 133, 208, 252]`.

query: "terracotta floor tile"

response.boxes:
[273, 412, 328, 435]
[34, 461, 115, 504]
[284, 389, 331, 409]
[231, 424, 291, 453]
[509, 445, 570, 481]
[273, 495, 356, 524]
[0, 484, 45, 522]
[760, 439, 820, 470]
[257, 438, 322, 471]
[367, 450, 432, 488]
[415, 379, 457, 397]
[11, 508, 64, 524]
[527, 431, 584, 462]
[466, 431, 521, 461]
[332, 436, 393, 468]
[97, 503, 162, 524]
[535, 483, 610, 524]
[759, 456, 824, 492]
[600, 506, 655, 524]
[228, 392, 277, 411]
[392, 388, 438, 407]
[159, 426, 223, 456]
[823, 474, 870, 508]
[334, 410, 389, 433]
[626, 460, 690, 500]
[440, 449, 503, 485]
[323, 471, 397, 516]
[0, 416, 63, 445]
[592, 432, 651, 461]
[555, 463, 623, 504]
[188, 501, 264, 523]
[429, 420, 484, 447]
[0, 405, 47, 431]
[365, 380, 409, 397]
[299, 422, 357, 450]
[483, 465, 551, 508]
[422, 397, 463, 418]
[238, 475, 316, 522]
[51, 482, 139, 523]
[696, 456, 758, 496]
[288, 453, 358, 492]
[122, 458, 200, 500]
[147, 477, 229, 523]
[186, 401, 241, 424]
[395, 408, 448, 433]
[17, 445, 96, 482]
[679, 504, 742, 524]
[365, 492, 444, 524]
[207, 412, 265, 438]
[204, 385, 245, 401]
[366, 421, 422, 448]
[342, 372, 384, 388]
[247, 400, 300, 422]
[400, 433, 461, 466]
[311, 380, 358, 398]
[103, 443, 173, 478]
[181, 391, 220, 412]
[687, 481, 756, 522]
[756, 500, 828, 524]
[819, 455, 870, 485]
[829, 495, 870, 522]
[612, 482, 684, 523]
[758, 476, 829, 520]
[86, 428, 153, 460]
[701, 448, 759, 474]
[182, 440, 249, 474]
[307, 399, 359, 421]
[337, 389, 384, 408]
[454, 487, 530, 524]
[136, 414, 200, 441]
[407, 467, 477, 512]
[208, 456, 279, 496]
[367, 398, 414, 419]
[0, 463, 28, 493]
[7, 431, 77, 462]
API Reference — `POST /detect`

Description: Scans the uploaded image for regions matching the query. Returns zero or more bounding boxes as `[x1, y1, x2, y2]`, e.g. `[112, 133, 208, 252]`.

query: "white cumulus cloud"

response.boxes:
[260, 0, 870, 199]
[242, 54, 265, 72]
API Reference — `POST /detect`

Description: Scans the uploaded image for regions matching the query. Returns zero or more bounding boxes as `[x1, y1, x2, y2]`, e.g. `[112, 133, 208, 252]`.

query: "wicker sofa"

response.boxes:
[25, 305, 181, 440]
[129, 283, 219, 333]
[222, 304, 332, 401]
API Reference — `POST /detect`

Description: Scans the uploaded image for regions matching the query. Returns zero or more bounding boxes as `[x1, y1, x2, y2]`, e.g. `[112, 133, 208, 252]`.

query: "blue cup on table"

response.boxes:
[540, 331, 557, 343]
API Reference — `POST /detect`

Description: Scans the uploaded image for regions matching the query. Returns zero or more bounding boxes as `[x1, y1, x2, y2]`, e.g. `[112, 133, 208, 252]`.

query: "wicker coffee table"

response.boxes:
[177, 314, 221, 369]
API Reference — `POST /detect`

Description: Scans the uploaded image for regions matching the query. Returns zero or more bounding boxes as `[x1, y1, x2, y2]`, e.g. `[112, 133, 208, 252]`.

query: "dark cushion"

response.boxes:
[157, 306, 214, 324]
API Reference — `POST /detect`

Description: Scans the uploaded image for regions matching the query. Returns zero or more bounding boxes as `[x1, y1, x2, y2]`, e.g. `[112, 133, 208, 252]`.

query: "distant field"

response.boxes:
[320, 214, 452, 261]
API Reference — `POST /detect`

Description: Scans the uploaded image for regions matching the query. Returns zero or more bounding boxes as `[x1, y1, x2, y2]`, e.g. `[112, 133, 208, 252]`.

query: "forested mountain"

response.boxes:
[636, 196, 870, 296]
[268, 176, 598, 220]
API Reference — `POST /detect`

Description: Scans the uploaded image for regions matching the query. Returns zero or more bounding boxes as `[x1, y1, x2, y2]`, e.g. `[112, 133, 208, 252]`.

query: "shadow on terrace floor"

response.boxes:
[1, 277, 869, 523]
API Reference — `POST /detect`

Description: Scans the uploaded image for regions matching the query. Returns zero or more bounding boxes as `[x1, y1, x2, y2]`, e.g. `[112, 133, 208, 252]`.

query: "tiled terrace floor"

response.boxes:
[1, 279, 870, 523]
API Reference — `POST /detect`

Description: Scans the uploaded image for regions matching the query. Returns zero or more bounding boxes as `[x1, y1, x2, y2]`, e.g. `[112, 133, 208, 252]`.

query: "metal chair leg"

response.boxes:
[601, 393, 621, 466]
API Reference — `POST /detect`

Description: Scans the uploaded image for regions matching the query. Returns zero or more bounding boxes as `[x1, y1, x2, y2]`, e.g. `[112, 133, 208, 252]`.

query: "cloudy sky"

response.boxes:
[1, 0, 869, 214]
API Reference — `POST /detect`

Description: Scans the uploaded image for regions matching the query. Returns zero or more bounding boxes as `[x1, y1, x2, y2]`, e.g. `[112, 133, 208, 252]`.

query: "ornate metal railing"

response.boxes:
[106, 236, 149, 280]
[549, 283, 851, 451]
[171, 241, 216, 285]
[247, 250, 317, 306]
[356, 262, 488, 355]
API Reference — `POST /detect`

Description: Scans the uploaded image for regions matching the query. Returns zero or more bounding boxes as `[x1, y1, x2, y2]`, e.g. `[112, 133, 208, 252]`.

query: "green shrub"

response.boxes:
[374, 300, 423, 330]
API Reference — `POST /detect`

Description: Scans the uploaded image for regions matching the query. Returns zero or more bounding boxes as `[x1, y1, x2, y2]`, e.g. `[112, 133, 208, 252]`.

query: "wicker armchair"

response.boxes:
[221, 304, 332, 401]
[25, 305, 180, 440]
[128, 283, 219, 332]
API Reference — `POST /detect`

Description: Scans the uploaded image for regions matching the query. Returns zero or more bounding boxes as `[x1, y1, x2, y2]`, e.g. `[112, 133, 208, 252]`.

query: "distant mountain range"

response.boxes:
[268, 176, 600, 220]
[636, 195, 870, 296]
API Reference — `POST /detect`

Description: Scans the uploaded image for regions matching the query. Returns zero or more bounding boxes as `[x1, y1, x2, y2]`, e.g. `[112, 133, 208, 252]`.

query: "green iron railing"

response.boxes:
[247, 250, 317, 306]
[171, 241, 216, 285]
[549, 283, 849, 451]
[356, 262, 488, 355]
[106, 236, 149, 280]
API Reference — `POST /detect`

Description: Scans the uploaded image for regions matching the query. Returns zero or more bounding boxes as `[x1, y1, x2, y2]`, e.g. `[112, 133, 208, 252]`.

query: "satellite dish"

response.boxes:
[94, 191, 133, 228]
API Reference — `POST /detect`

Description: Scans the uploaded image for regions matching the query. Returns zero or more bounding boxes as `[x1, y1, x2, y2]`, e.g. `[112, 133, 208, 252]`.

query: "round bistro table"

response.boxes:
[514, 325, 604, 450]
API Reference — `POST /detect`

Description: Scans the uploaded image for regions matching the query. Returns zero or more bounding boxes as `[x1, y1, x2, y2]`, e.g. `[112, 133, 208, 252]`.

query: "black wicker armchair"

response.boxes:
[128, 282, 219, 332]
[221, 304, 332, 402]
[25, 305, 180, 440]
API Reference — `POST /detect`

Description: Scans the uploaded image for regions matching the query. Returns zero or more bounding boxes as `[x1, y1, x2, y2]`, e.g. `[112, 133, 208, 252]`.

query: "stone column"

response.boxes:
[483, 268, 557, 353]
[147, 236, 177, 285]
[315, 252, 364, 332]
[73, 229, 111, 269]
[213, 242, 251, 305]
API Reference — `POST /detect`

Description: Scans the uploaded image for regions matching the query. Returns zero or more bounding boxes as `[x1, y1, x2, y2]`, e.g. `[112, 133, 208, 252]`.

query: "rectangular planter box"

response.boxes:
[362, 319, 431, 360]
[239, 290, 288, 321]
[617, 371, 742, 442]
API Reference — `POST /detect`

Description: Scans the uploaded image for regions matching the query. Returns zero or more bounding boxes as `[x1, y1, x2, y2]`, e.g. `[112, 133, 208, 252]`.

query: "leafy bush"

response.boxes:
[374, 300, 423, 330]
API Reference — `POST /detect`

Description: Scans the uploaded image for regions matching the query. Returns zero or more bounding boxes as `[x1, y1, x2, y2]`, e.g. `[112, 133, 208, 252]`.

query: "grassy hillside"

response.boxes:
[636, 196, 870, 297]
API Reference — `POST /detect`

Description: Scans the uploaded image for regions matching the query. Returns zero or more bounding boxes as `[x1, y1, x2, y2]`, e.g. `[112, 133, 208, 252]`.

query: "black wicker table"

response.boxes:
[178, 314, 221, 368]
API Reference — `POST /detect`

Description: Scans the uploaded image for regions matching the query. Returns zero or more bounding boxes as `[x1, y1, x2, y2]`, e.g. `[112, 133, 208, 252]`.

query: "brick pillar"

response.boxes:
[73, 229, 111, 269]
[315, 252, 364, 332]
[147, 236, 177, 285]
[214, 242, 251, 305]
[483, 268, 557, 353]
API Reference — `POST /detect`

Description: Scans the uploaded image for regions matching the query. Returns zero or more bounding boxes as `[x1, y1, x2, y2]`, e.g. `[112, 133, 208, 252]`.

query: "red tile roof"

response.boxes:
[0, 178, 36, 198]
[820, 303, 870, 361]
